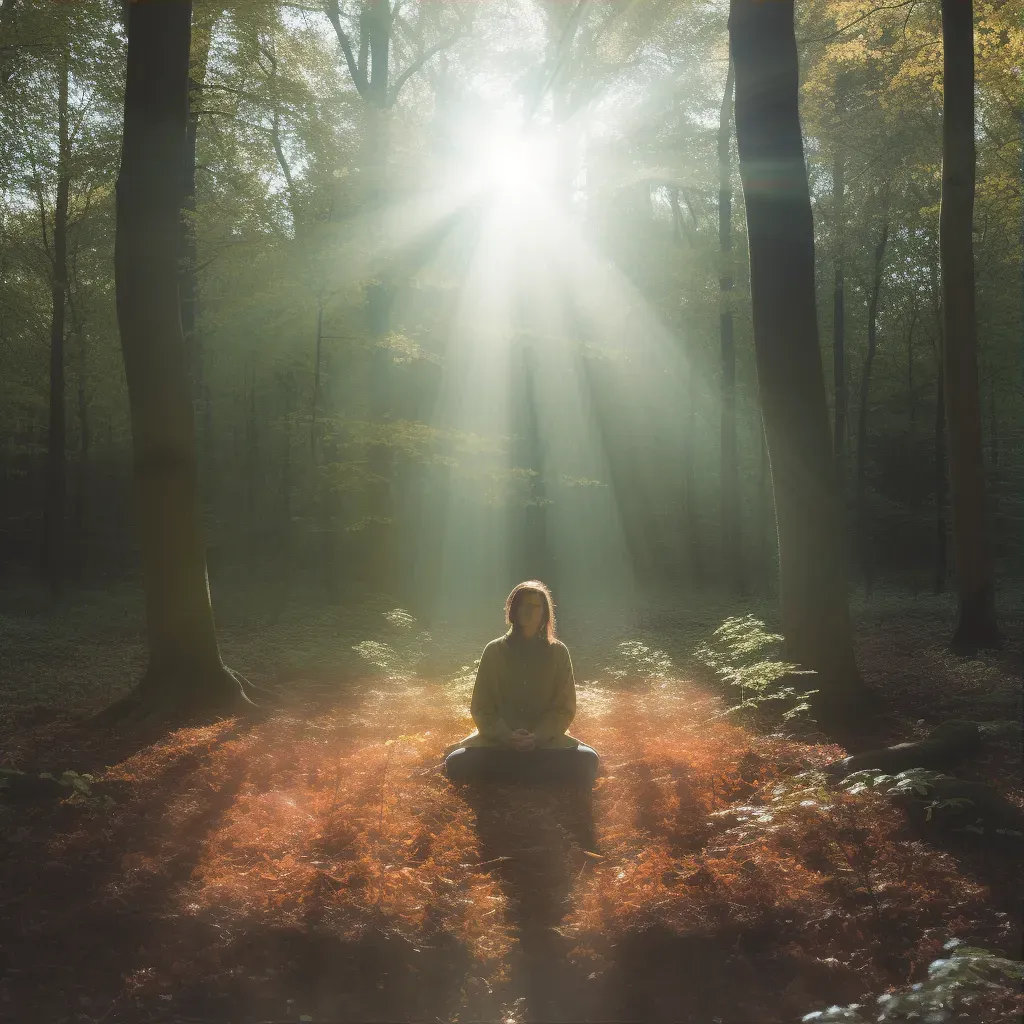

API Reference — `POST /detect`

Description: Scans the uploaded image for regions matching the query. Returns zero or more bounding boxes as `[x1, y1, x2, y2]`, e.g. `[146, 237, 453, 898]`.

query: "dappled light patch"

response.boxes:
[0, 655, 1019, 1022]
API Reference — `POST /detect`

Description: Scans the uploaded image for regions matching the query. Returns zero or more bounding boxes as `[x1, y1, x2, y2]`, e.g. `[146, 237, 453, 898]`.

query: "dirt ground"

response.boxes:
[0, 583, 1020, 1024]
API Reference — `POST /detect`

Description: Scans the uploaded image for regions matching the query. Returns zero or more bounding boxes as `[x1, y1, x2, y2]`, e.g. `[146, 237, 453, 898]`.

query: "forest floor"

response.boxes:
[0, 580, 1021, 1024]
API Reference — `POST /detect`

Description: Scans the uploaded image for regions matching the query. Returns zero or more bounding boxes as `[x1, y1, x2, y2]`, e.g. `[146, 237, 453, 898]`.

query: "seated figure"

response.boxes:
[443, 580, 600, 788]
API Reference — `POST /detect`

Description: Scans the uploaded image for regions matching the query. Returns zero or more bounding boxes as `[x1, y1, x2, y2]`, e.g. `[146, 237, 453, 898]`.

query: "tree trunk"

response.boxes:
[906, 306, 919, 594]
[855, 208, 889, 598]
[683, 357, 703, 585]
[244, 367, 262, 554]
[109, 0, 252, 720]
[311, 301, 323, 459]
[364, 0, 395, 594]
[43, 55, 69, 600]
[832, 145, 846, 500]
[758, 420, 772, 589]
[75, 318, 89, 577]
[718, 59, 742, 593]
[934, 361, 948, 594]
[670, 187, 684, 247]
[939, 0, 999, 651]
[179, 5, 219, 494]
[512, 342, 551, 586]
[730, 0, 867, 726]
[987, 376, 999, 557]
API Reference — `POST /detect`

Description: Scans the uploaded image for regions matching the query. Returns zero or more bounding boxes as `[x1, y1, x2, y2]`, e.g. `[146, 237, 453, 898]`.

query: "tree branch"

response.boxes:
[324, 0, 368, 97]
[804, 0, 921, 43]
[388, 33, 462, 106]
[528, 0, 591, 119]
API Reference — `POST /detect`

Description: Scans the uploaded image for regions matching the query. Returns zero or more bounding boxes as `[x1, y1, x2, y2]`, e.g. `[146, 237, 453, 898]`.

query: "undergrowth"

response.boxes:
[0, 611, 1020, 1022]
[803, 939, 1024, 1022]
[695, 614, 819, 728]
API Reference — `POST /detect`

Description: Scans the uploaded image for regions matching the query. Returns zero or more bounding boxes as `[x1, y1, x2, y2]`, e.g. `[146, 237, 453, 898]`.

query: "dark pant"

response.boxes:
[443, 743, 600, 787]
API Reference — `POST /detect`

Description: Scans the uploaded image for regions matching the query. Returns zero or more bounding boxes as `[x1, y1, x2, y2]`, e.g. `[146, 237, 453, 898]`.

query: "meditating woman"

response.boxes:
[443, 580, 600, 787]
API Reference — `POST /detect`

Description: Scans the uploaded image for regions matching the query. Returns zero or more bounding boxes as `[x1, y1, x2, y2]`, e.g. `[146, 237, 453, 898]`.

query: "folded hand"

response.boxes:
[509, 729, 536, 752]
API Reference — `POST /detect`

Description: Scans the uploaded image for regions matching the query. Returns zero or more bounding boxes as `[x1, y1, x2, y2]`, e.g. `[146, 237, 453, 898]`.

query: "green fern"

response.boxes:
[802, 939, 1024, 1022]
[695, 615, 818, 725]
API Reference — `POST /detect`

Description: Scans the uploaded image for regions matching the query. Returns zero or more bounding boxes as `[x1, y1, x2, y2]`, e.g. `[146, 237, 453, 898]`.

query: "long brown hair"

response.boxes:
[505, 580, 557, 642]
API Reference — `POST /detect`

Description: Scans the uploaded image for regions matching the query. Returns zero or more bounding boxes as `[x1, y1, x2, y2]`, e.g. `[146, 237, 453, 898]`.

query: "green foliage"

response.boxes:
[352, 608, 437, 679]
[52, 770, 117, 809]
[802, 939, 1024, 1023]
[1, 0, 1021, 597]
[841, 769, 1024, 838]
[604, 638, 674, 683]
[841, 767, 953, 799]
[706, 768, 892, 895]
[710, 769, 838, 842]
[694, 615, 818, 725]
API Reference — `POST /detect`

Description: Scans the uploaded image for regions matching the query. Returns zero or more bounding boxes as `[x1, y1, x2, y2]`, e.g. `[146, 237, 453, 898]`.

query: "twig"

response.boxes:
[474, 855, 513, 869]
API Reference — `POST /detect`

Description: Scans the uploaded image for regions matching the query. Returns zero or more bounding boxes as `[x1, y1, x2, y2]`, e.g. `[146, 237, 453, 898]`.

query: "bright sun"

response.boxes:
[478, 128, 558, 203]
[462, 106, 560, 207]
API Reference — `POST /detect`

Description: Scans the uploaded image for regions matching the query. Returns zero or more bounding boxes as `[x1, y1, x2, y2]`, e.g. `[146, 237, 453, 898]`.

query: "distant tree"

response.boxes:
[43, 49, 69, 599]
[729, 0, 871, 728]
[854, 188, 889, 597]
[324, 0, 468, 593]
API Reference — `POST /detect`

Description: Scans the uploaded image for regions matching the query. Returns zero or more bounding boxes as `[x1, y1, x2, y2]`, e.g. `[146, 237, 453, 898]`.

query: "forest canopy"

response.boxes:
[1, 0, 1018, 631]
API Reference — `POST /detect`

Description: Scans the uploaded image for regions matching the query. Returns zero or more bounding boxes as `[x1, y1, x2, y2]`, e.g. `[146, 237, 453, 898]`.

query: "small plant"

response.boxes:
[842, 769, 996, 832]
[352, 609, 436, 679]
[802, 938, 1024, 1022]
[707, 768, 893, 928]
[709, 769, 838, 843]
[604, 639, 674, 683]
[694, 615, 818, 725]
[841, 768, 953, 799]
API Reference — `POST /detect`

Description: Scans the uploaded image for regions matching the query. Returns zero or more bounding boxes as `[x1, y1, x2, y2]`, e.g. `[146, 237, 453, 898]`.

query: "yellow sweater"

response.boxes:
[453, 631, 581, 750]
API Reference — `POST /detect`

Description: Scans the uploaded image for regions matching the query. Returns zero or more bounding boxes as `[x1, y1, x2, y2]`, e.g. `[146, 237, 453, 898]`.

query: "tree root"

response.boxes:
[93, 663, 279, 728]
[824, 720, 983, 779]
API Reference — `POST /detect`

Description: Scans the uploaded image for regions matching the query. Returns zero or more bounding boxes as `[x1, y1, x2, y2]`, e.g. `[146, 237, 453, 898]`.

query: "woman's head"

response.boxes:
[505, 580, 556, 642]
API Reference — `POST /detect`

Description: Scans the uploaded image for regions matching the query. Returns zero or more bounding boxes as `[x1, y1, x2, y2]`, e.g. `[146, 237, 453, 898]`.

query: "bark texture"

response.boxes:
[730, 0, 868, 726]
[939, 0, 999, 651]
[179, 4, 221, 479]
[718, 59, 742, 593]
[111, 0, 251, 718]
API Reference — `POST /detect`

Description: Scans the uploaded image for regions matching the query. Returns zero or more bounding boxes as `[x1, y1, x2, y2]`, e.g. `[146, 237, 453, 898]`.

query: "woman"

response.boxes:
[443, 580, 600, 787]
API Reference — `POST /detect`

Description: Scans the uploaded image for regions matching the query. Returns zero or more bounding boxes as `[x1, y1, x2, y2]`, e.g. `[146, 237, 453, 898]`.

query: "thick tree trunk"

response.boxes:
[855, 210, 889, 598]
[179, 5, 219, 492]
[718, 59, 742, 594]
[758, 421, 772, 589]
[43, 57, 69, 599]
[939, 0, 999, 651]
[987, 378, 1000, 557]
[730, 0, 867, 726]
[109, 0, 253, 720]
